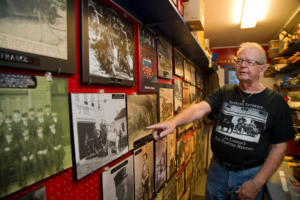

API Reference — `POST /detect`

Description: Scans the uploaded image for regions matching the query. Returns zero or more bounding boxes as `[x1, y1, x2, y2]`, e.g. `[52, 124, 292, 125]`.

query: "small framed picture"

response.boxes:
[157, 36, 172, 80]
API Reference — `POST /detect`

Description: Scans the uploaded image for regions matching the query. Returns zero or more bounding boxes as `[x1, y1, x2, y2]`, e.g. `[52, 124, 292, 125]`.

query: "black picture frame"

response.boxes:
[157, 36, 172, 80]
[157, 83, 174, 123]
[174, 50, 184, 77]
[81, 0, 136, 86]
[0, 0, 76, 74]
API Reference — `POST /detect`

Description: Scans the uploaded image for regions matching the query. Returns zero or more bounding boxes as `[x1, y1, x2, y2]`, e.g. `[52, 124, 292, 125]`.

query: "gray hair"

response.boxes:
[236, 42, 267, 65]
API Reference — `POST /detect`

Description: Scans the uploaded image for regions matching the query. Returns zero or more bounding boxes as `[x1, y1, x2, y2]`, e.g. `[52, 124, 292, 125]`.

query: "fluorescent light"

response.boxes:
[241, 0, 266, 29]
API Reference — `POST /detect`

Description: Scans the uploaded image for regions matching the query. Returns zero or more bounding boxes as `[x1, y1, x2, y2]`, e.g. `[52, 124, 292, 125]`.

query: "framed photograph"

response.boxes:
[127, 94, 157, 150]
[177, 169, 185, 200]
[182, 82, 190, 108]
[174, 79, 183, 112]
[134, 141, 155, 200]
[191, 155, 197, 193]
[184, 135, 193, 162]
[183, 60, 190, 82]
[157, 36, 172, 79]
[0, 0, 76, 74]
[185, 159, 192, 186]
[167, 130, 176, 180]
[174, 50, 183, 77]
[177, 126, 185, 138]
[189, 85, 195, 105]
[163, 173, 176, 200]
[176, 137, 184, 170]
[194, 129, 201, 162]
[155, 189, 164, 200]
[16, 186, 46, 200]
[139, 24, 157, 92]
[195, 68, 201, 89]
[182, 183, 191, 200]
[158, 84, 174, 122]
[70, 93, 128, 180]
[101, 155, 134, 200]
[155, 137, 167, 191]
[0, 74, 72, 198]
[81, 0, 135, 86]
[190, 65, 195, 86]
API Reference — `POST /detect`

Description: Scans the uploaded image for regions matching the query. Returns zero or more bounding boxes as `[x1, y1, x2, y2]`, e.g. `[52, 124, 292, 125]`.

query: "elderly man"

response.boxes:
[148, 42, 294, 200]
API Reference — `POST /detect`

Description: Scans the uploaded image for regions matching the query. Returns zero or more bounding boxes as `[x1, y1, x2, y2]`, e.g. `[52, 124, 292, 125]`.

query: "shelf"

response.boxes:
[277, 40, 300, 57]
[111, 0, 209, 69]
[280, 85, 300, 89]
[270, 60, 300, 75]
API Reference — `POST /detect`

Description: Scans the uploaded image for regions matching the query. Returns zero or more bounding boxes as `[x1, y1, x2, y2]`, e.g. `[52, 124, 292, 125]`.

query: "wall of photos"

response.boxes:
[0, 0, 209, 199]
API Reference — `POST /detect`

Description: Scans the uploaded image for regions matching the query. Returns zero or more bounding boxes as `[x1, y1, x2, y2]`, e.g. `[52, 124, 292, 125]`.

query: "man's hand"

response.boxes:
[235, 180, 258, 200]
[147, 121, 176, 141]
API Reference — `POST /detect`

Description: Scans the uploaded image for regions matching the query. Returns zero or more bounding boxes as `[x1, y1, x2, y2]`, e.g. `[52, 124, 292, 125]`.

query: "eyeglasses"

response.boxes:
[234, 58, 262, 66]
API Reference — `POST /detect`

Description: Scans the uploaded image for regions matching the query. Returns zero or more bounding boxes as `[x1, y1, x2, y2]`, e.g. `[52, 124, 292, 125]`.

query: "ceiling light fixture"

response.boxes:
[241, 0, 266, 29]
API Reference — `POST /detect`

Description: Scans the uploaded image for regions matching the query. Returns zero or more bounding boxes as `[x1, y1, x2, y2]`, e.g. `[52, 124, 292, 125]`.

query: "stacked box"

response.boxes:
[184, 0, 204, 31]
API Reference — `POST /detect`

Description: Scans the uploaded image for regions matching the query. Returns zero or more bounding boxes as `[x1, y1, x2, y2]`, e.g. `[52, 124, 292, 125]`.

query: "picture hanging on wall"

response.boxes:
[174, 50, 184, 77]
[0, 73, 72, 198]
[0, 0, 76, 74]
[196, 68, 201, 89]
[155, 189, 164, 200]
[139, 24, 157, 92]
[182, 82, 190, 109]
[194, 129, 201, 163]
[158, 83, 174, 122]
[70, 93, 128, 180]
[134, 140, 155, 200]
[81, 0, 135, 86]
[101, 155, 134, 200]
[164, 173, 176, 200]
[177, 125, 186, 138]
[185, 159, 193, 185]
[174, 79, 183, 112]
[183, 183, 191, 200]
[190, 65, 196, 86]
[167, 129, 176, 180]
[127, 94, 157, 150]
[190, 85, 195, 105]
[184, 134, 193, 162]
[177, 169, 185, 200]
[155, 137, 167, 191]
[184, 60, 191, 82]
[157, 36, 172, 79]
[191, 154, 197, 192]
[176, 136, 184, 170]
[16, 186, 46, 200]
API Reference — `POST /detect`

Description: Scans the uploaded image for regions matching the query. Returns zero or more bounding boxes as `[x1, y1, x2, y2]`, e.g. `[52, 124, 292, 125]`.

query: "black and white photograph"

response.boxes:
[174, 79, 183, 112]
[189, 85, 195, 105]
[134, 141, 155, 200]
[70, 93, 128, 180]
[190, 65, 195, 86]
[139, 24, 157, 93]
[101, 155, 134, 200]
[155, 137, 167, 191]
[127, 94, 157, 150]
[158, 86, 174, 122]
[81, 0, 135, 86]
[157, 36, 172, 80]
[184, 135, 193, 162]
[184, 60, 191, 82]
[185, 159, 192, 186]
[16, 186, 46, 200]
[0, 0, 76, 74]
[0, 75, 72, 198]
[176, 137, 184, 170]
[174, 50, 183, 77]
[177, 169, 185, 200]
[167, 130, 176, 180]
[195, 68, 201, 89]
[182, 82, 190, 109]
[177, 125, 186, 138]
[163, 173, 176, 200]
[182, 183, 191, 200]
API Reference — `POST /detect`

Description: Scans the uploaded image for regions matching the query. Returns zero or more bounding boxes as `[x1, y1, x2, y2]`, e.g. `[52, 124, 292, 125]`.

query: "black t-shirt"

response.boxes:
[204, 84, 295, 165]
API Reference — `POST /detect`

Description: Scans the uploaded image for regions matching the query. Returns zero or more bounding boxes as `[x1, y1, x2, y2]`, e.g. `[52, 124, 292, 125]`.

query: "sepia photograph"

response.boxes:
[139, 24, 157, 92]
[155, 189, 164, 200]
[182, 82, 190, 109]
[176, 137, 184, 170]
[157, 36, 172, 80]
[101, 155, 134, 200]
[81, 0, 135, 86]
[177, 169, 185, 200]
[174, 79, 183, 112]
[158, 86, 174, 122]
[190, 65, 195, 86]
[184, 60, 191, 83]
[167, 130, 176, 180]
[182, 183, 191, 200]
[174, 50, 183, 77]
[155, 137, 167, 191]
[16, 186, 46, 200]
[163, 173, 176, 200]
[70, 93, 128, 180]
[0, 0, 76, 74]
[0, 75, 72, 198]
[127, 94, 157, 150]
[195, 68, 201, 89]
[177, 125, 186, 138]
[185, 159, 192, 186]
[134, 141, 155, 200]
[184, 135, 193, 162]
[189, 85, 195, 105]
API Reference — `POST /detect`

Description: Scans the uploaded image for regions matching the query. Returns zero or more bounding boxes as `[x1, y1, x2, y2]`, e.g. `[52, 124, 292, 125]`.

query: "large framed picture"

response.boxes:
[127, 94, 157, 150]
[158, 83, 174, 122]
[174, 79, 183, 112]
[0, 0, 76, 74]
[190, 65, 195, 86]
[134, 141, 155, 200]
[176, 136, 184, 170]
[182, 82, 190, 109]
[0, 74, 72, 198]
[163, 173, 176, 200]
[174, 50, 183, 77]
[101, 155, 134, 200]
[183, 60, 190, 82]
[177, 169, 185, 200]
[157, 36, 172, 79]
[70, 93, 128, 180]
[81, 0, 135, 86]
[139, 24, 157, 92]
[155, 137, 167, 191]
[167, 130, 176, 180]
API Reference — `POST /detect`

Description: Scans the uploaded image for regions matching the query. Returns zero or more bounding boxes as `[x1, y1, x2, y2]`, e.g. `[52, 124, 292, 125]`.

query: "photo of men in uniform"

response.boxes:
[0, 76, 71, 198]
[167, 130, 176, 180]
[157, 36, 172, 79]
[159, 88, 174, 122]
[155, 138, 166, 191]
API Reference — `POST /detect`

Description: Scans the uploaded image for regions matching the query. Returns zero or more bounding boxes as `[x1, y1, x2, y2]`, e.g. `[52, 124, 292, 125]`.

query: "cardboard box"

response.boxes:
[184, 0, 204, 31]
[191, 31, 204, 48]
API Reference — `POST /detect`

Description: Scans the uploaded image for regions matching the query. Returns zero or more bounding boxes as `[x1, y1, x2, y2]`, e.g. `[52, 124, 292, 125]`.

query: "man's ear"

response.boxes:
[259, 65, 267, 77]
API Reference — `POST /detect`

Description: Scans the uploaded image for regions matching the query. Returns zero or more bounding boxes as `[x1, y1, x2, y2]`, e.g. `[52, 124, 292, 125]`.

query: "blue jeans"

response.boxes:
[205, 157, 264, 200]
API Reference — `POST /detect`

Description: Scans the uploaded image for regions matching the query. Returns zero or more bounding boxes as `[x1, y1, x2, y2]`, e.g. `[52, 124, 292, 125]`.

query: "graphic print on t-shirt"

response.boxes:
[215, 102, 268, 143]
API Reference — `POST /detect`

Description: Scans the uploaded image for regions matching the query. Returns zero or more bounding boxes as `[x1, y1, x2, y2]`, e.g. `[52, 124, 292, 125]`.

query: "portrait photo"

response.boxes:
[155, 137, 166, 191]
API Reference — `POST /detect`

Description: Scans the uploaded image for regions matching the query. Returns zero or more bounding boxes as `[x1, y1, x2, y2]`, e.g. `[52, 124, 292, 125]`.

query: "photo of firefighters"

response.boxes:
[157, 36, 172, 79]
[183, 60, 191, 82]
[177, 169, 185, 200]
[101, 156, 134, 200]
[127, 94, 157, 151]
[71, 93, 128, 180]
[176, 137, 184, 170]
[174, 79, 183, 112]
[86, 0, 135, 84]
[163, 173, 176, 200]
[174, 51, 184, 77]
[155, 137, 166, 191]
[182, 82, 190, 109]
[190, 65, 195, 86]
[167, 130, 176, 180]
[134, 141, 155, 200]
[0, 76, 71, 198]
[159, 87, 174, 122]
